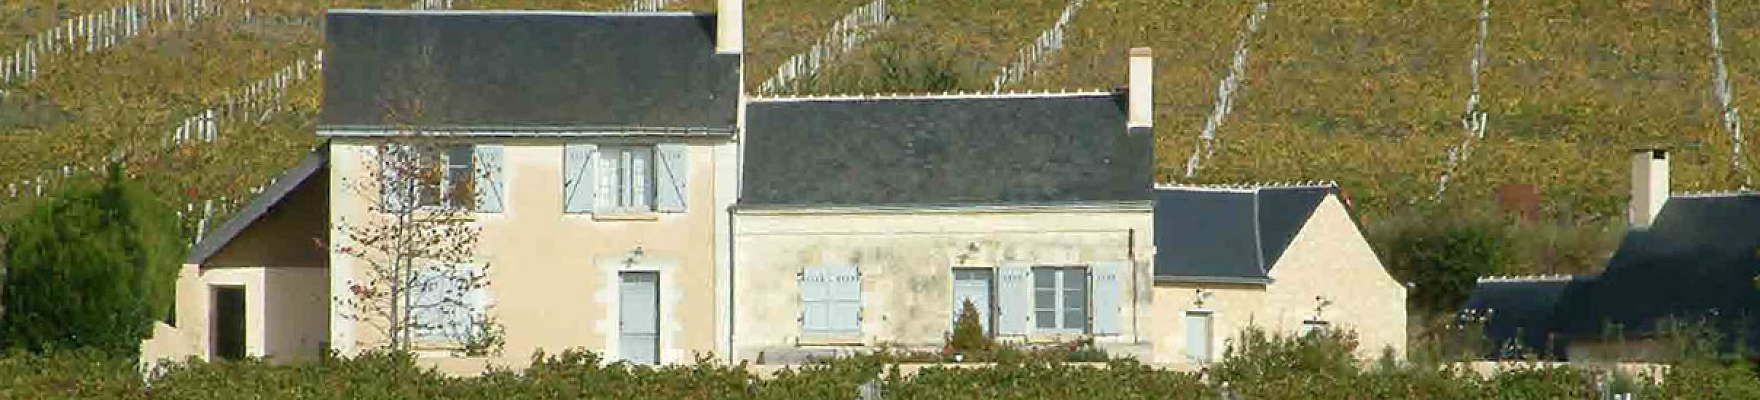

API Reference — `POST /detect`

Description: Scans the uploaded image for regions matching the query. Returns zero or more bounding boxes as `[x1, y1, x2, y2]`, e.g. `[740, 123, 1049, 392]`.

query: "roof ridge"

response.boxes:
[748, 89, 1116, 102]
[1154, 181, 1338, 191]
[1671, 190, 1760, 198]
[1476, 274, 1577, 283]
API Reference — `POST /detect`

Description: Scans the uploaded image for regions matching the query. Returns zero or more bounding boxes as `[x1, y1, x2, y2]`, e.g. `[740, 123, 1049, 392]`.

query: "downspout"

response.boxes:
[1128, 228, 1139, 345]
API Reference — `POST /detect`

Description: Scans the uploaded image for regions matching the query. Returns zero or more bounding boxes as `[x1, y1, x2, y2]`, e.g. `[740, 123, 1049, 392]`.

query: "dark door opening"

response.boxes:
[211, 286, 246, 361]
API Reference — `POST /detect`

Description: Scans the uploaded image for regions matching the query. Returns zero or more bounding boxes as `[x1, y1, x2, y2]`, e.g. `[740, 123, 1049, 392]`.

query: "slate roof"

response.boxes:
[1463, 192, 1760, 357]
[1549, 193, 1760, 346]
[1461, 276, 1591, 358]
[320, 10, 739, 132]
[1152, 185, 1334, 283]
[739, 93, 1152, 206]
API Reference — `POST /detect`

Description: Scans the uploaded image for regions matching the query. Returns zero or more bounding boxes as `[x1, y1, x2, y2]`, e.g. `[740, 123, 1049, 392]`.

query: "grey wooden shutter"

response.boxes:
[655, 143, 688, 212]
[473, 145, 505, 213]
[1089, 262, 1122, 335]
[409, 265, 449, 342]
[800, 268, 829, 333]
[563, 144, 597, 213]
[379, 145, 408, 212]
[996, 263, 1032, 335]
[829, 265, 862, 333]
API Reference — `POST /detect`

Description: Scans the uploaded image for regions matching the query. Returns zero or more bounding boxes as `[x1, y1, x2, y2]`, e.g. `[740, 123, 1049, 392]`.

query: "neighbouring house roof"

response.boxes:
[1152, 184, 1334, 283]
[1548, 192, 1760, 346]
[319, 10, 739, 133]
[186, 145, 329, 265]
[739, 92, 1152, 206]
[1461, 275, 1591, 358]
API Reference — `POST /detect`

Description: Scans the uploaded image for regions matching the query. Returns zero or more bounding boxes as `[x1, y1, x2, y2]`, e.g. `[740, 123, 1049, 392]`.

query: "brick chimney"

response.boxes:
[1629, 148, 1669, 228]
[717, 0, 742, 54]
[1128, 47, 1153, 128]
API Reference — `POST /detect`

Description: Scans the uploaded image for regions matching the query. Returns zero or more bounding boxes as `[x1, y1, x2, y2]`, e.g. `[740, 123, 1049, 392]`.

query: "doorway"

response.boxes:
[952, 268, 995, 335]
[619, 272, 660, 365]
[211, 286, 246, 361]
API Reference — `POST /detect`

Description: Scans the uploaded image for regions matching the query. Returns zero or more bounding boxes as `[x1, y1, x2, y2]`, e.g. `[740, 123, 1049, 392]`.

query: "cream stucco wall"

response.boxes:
[731, 206, 1156, 362]
[1147, 195, 1406, 366]
[141, 265, 330, 366]
[326, 137, 730, 366]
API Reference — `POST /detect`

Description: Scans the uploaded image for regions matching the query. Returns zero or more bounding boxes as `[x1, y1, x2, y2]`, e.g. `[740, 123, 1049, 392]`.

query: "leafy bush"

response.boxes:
[0, 165, 182, 360]
[1369, 208, 1511, 314]
[947, 299, 991, 353]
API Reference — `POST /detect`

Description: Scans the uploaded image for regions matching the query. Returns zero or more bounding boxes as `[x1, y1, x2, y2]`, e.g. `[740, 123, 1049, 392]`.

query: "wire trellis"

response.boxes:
[756, 0, 892, 94]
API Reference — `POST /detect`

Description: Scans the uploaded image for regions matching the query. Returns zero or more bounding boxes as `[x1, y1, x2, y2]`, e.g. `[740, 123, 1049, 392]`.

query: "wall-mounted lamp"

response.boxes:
[624, 246, 645, 267]
[1194, 288, 1213, 307]
[1312, 296, 1333, 321]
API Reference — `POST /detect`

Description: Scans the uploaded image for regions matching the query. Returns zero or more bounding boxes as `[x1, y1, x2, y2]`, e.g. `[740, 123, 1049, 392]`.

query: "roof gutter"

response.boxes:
[1153, 275, 1274, 285]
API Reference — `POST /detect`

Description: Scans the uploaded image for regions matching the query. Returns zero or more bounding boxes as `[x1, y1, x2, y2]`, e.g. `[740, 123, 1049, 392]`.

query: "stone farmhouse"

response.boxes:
[141, 1, 1406, 370]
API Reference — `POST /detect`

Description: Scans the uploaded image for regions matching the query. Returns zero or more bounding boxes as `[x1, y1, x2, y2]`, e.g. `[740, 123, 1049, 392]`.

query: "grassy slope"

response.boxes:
[1028, 0, 1758, 221]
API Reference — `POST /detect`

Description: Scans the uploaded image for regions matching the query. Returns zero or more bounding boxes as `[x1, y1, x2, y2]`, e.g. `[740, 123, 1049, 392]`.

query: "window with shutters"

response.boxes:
[382, 143, 505, 213]
[409, 264, 490, 346]
[597, 145, 655, 213]
[1032, 266, 1088, 334]
[801, 266, 861, 335]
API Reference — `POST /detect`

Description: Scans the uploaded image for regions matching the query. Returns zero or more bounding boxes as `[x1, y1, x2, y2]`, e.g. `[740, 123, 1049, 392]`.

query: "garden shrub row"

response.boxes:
[5, 328, 1760, 399]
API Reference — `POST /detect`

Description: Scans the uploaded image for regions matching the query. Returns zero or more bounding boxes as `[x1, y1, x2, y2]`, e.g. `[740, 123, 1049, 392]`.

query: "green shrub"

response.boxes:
[947, 299, 992, 353]
[0, 165, 182, 360]
[0, 348, 145, 399]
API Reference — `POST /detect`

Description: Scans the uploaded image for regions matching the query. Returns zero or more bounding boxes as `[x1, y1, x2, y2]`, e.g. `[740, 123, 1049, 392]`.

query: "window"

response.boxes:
[409, 264, 489, 345]
[382, 143, 505, 213]
[1301, 319, 1330, 336]
[415, 145, 475, 210]
[1032, 267, 1087, 333]
[802, 265, 861, 335]
[1186, 311, 1213, 364]
[951, 269, 994, 334]
[597, 145, 654, 213]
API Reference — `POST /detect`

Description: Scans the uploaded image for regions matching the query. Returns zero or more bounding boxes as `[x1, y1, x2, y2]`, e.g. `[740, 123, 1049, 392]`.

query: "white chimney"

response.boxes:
[1128, 47, 1153, 128]
[717, 0, 742, 54]
[1629, 148, 1669, 228]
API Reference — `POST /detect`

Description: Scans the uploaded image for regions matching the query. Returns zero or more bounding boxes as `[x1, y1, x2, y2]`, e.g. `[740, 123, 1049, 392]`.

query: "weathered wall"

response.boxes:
[1262, 195, 1407, 358]
[327, 137, 728, 365]
[731, 206, 1155, 362]
[1146, 195, 1406, 366]
[262, 267, 330, 362]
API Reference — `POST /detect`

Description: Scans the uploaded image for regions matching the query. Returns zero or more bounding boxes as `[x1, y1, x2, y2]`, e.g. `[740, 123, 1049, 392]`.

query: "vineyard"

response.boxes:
[2, 0, 1758, 247]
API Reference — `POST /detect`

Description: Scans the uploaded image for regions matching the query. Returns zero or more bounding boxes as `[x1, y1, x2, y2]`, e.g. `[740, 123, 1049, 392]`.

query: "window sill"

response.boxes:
[592, 213, 660, 221]
[796, 333, 864, 346]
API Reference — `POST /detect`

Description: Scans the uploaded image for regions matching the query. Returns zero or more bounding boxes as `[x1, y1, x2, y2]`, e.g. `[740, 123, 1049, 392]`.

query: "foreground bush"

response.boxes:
[4, 329, 1758, 399]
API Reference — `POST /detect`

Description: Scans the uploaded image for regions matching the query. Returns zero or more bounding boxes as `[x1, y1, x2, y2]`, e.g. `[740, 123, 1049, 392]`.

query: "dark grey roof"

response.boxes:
[320, 10, 739, 132]
[1462, 277, 1591, 358]
[1550, 193, 1760, 347]
[1153, 186, 1332, 283]
[739, 94, 1151, 205]
[186, 146, 328, 265]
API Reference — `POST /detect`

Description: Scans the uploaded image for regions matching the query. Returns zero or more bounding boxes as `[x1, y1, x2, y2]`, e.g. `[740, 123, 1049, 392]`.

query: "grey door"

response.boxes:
[211, 286, 246, 361]
[619, 272, 660, 365]
[952, 269, 994, 334]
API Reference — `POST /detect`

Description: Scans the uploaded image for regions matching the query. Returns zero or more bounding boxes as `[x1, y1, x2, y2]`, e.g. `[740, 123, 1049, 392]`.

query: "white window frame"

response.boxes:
[1032, 266, 1089, 334]
[403, 144, 475, 211]
[595, 145, 656, 214]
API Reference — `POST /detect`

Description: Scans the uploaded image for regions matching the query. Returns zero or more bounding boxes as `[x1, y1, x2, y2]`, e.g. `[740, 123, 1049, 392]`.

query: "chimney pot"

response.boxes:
[717, 0, 742, 54]
[1629, 148, 1670, 228]
[1128, 47, 1153, 128]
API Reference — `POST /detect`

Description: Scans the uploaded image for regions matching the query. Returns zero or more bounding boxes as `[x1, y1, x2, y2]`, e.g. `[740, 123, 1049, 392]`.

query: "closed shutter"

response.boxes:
[1089, 262, 1122, 335]
[563, 144, 596, 213]
[379, 145, 409, 213]
[409, 265, 454, 342]
[473, 145, 505, 213]
[655, 143, 688, 213]
[800, 268, 830, 333]
[996, 264, 1032, 335]
[1186, 311, 1213, 364]
[463, 263, 489, 321]
[828, 265, 862, 333]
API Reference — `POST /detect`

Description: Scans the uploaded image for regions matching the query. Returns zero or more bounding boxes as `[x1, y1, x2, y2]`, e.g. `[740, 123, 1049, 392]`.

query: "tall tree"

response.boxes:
[0, 164, 182, 359]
